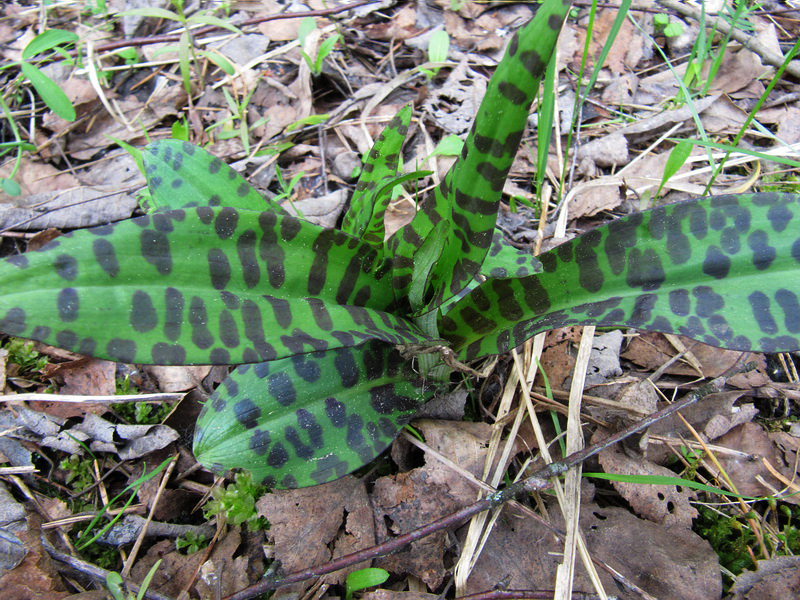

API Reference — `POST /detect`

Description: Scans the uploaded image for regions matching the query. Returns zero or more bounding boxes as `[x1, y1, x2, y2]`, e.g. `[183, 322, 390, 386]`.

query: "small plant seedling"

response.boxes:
[4, 337, 50, 375]
[418, 29, 450, 79]
[2, 0, 800, 492]
[115, 400, 170, 425]
[298, 18, 341, 77]
[0, 29, 78, 195]
[654, 13, 684, 38]
[207, 84, 269, 154]
[60, 454, 96, 492]
[203, 471, 268, 530]
[176, 530, 207, 554]
[107, 559, 162, 600]
[119, 1, 237, 94]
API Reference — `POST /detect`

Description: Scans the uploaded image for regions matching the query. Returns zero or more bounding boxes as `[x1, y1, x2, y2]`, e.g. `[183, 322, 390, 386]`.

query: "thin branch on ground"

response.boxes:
[42, 537, 175, 600]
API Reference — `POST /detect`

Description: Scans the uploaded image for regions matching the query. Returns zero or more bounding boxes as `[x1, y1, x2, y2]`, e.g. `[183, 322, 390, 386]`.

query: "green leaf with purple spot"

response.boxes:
[143, 140, 286, 214]
[442, 193, 800, 361]
[0, 207, 437, 365]
[194, 340, 435, 488]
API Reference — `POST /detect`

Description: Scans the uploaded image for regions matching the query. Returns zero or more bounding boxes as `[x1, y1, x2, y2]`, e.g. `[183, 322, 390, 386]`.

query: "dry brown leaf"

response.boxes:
[362, 591, 438, 600]
[131, 528, 257, 599]
[535, 339, 575, 390]
[464, 502, 721, 599]
[596, 427, 699, 528]
[650, 390, 758, 444]
[142, 366, 211, 393]
[729, 555, 800, 600]
[621, 332, 770, 388]
[371, 469, 452, 588]
[575, 132, 629, 169]
[462, 500, 616, 596]
[602, 72, 638, 105]
[582, 505, 722, 599]
[776, 106, 800, 145]
[256, 475, 375, 598]
[708, 23, 780, 95]
[701, 95, 749, 135]
[618, 95, 719, 141]
[44, 357, 116, 396]
[572, 9, 643, 74]
[0, 186, 139, 231]
[1, 515, 68, 600]
[567, 180, 628, 219]
[423, 59, 488, 135]
[0, 158, 79, 203]
[372, 420, 518, 588]
[66, 83, 187, 160]
[714, 422, 797, 501]
[363, 4, 420, 41]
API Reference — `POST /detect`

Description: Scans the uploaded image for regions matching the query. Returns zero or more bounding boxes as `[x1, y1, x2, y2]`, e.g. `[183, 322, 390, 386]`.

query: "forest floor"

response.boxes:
[1, 1, 800, 599]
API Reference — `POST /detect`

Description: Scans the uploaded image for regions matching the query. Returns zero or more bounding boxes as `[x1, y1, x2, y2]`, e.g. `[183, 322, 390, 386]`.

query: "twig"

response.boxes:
[64, 0, 374, 56]
[659, 0, 800, 79]
[0, 392, 185, 403]
[457, 590, 607, 600]
[42, 537, 174, 600]
[224, 361, 755, 600]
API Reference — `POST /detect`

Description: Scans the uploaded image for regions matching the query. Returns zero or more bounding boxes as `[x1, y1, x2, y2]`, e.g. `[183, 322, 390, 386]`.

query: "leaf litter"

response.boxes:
[0, 1, 799, 599]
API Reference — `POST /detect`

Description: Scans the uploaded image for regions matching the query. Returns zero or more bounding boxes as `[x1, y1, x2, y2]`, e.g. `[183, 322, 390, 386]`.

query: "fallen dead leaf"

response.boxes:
[713, 422, 798, 501]
[372, 420, 520, 588]
[464, 502, 721, 600]
[0, 157, 79, 203]
[1, 514, 68, 600]
[621, 332, 771, 388]
[424, 59, 488, 135]
[363, 4, 420, 41]
[0, 186, 139, 231]
[131, 527, 257, 599]
[362, 591, 438, 600]
[572, 8, 644, 74]
[142, 366, 211, 393]
[650, 390, 758, 445]
[728, 555, 800, 600]
[256, 475, 375, 599]
[595, 426, 699, 528]
[536, 338, 575, 390]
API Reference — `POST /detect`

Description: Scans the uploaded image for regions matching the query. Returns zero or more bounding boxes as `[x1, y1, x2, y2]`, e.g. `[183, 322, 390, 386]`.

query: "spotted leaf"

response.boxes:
[341, 105, 413, 242]
[480, 229, 543, 279]
[442, 193, 800, 361]
[193, 340, 435, 488]
[143, 140, 286, 214]
[0, 206, 440, 365]
[388, 0, 571, 306]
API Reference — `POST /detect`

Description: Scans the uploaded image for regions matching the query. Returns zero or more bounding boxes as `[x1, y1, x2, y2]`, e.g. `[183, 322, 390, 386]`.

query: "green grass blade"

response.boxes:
[584, 472, 781, 501]
[20, 62, 76, 121]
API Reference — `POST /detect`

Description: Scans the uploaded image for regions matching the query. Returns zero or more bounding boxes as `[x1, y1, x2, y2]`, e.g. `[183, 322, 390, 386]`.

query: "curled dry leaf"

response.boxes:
[595, 426, 699, 528]
[255, 475, 375, 598]
[714, 422, 800, 505]
[621, 332, 771, 388]
[728, 555, 800, 600]
[463, 502, 721, 600]
[371, 420, 521, 588]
